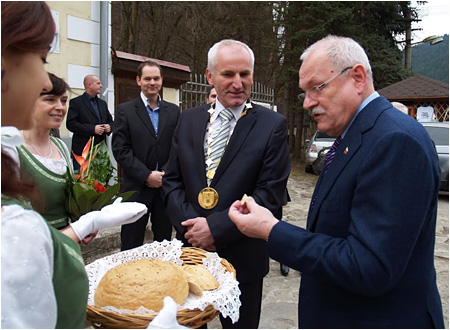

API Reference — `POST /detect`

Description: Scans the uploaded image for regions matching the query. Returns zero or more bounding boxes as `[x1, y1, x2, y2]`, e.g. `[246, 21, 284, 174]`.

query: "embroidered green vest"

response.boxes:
[1, 195, 89, 329]
[17, 137, 73, 229]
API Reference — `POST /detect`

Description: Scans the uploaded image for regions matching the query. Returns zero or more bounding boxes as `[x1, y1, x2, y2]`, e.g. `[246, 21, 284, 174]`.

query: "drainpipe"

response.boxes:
[99, 1, 117, 173]
[99, 1, 109, 102]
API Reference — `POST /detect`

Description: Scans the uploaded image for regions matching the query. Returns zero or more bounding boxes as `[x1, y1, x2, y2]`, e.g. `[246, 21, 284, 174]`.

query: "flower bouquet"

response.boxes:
[66, 137, 135, 221]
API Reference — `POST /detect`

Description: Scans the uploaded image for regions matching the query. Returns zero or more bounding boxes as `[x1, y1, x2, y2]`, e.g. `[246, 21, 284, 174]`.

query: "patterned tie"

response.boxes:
[206, 108, 234, 183]
[322, 135, 342, 174]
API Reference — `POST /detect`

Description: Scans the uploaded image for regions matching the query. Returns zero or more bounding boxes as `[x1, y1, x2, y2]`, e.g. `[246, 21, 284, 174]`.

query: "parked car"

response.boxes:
[305, 131, 336, 173]
[421, 122, 449, 192]
[312, 146, 331, 175]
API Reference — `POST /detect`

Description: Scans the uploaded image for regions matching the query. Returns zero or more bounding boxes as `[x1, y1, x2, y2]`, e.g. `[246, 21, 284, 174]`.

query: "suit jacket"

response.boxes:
[162, 103, 290, 284]
[66, 92, 113, 156]
[112, 97, 180, 203]
[269, 96, 444, 328]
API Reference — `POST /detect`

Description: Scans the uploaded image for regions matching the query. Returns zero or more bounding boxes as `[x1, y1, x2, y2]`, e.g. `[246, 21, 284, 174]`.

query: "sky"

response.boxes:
[412, 0, 449, 43]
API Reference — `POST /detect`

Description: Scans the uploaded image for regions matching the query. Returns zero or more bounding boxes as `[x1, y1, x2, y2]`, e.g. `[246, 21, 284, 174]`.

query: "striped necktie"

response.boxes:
[322, 136, 342, 174]
[206, 108, 234, 183]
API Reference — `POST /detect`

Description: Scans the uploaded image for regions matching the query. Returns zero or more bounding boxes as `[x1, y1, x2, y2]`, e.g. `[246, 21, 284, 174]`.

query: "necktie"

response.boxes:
[322, 135, 342, 174]
[90, 98, 101, 122]
[206, 108, 234, 183]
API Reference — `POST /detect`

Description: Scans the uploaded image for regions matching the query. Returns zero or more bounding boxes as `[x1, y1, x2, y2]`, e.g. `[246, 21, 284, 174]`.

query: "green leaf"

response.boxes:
[66, 193, 82, 221]
[89, 141, 112, 184]
[118, 190, 137, 202]
[76, 188, 99, 215]
[72, 182, 95, 202]
[91, 183, 120, 210]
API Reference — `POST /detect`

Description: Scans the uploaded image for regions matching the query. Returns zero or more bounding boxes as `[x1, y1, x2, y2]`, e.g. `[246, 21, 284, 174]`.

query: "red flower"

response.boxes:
[72, 138, 98, 179]
[93, 180, 107, 193]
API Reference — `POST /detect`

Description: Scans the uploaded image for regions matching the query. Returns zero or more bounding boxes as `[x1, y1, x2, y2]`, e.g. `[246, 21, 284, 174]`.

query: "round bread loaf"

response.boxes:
[95, 258, 189, 312]
[183, 265, 220, 296]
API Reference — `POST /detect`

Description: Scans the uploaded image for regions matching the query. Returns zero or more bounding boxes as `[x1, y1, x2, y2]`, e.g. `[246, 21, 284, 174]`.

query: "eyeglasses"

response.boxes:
[298, 66, 353, 102]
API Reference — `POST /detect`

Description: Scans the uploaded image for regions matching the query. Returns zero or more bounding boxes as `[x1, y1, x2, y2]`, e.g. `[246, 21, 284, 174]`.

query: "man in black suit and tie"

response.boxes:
[66, 74, 113, 170]
[113, 61, 180, 251]
[162, 40, 290, 328]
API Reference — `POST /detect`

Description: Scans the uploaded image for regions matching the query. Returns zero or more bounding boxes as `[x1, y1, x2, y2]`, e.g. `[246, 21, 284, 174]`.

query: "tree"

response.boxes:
[112, 1, 416, 162]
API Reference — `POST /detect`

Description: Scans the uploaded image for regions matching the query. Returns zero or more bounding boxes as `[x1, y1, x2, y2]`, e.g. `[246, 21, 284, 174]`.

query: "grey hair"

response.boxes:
[207, 39, 255, 74]
[301, 35, 373, 81]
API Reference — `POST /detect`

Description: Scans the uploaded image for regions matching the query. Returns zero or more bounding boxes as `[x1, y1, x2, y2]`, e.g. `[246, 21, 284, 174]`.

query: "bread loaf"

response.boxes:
[182, 265, 220, 296]
[95, 258, 189, 312]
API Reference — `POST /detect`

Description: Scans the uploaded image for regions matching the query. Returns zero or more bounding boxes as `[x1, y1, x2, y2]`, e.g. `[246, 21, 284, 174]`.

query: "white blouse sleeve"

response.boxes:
[1, 204, 57, 329]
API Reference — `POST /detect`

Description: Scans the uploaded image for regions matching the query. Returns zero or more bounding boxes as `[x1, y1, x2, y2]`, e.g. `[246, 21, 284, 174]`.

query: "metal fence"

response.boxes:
[180, 73, 274, 110]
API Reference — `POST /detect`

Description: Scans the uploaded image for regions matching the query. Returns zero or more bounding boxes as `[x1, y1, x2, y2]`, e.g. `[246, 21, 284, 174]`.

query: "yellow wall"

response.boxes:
[47, 2, 93, 138]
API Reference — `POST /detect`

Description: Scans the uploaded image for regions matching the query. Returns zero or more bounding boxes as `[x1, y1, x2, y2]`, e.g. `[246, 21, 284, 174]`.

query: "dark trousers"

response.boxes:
[120, 192, 172, 251]
[219, 279, 263, 329]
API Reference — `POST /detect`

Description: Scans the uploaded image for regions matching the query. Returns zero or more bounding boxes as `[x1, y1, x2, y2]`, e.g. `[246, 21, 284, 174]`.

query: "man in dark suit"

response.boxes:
[229, 35, 445, 328]
[66, 75, 113, 170]
[162, 40, 290, 328]
[113, 61, 180, 251]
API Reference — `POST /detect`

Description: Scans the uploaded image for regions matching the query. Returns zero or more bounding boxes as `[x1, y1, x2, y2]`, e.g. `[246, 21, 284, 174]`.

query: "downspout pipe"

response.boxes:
[99, 1, 109, 102]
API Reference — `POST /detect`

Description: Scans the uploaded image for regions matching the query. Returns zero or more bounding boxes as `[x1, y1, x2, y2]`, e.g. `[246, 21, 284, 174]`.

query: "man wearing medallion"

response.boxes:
[113, 61, 180, 251]
[162, 39, 290, 328]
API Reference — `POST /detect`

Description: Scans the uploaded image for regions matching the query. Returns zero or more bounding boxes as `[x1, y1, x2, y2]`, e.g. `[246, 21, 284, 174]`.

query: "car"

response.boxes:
[421, 122, 449, 192]
[305, 130, 336, 173]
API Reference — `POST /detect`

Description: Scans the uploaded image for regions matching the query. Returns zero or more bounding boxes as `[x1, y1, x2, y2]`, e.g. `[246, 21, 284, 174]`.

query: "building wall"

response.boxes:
[47, 1, 113, 141]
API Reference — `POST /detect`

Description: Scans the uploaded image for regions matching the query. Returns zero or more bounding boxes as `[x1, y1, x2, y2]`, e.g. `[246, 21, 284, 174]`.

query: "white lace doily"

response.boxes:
[85, 239, 241, 323]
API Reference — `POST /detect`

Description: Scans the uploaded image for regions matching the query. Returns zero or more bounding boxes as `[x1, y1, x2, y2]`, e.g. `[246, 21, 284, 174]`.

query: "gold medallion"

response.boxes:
[198, 187, 219, 209]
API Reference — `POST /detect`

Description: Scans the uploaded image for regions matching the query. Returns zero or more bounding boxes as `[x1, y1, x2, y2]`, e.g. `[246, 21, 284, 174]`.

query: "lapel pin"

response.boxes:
[344, 147, 349, 155]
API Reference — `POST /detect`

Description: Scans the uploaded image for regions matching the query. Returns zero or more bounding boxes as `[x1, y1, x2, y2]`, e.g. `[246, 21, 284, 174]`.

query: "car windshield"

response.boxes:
[424, 127, 449, 146]
[316, 132, 336, 139]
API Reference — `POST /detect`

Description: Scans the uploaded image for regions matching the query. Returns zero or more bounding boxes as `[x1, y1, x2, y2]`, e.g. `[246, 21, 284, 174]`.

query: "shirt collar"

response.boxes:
[212, 99, 244, 122]
[341, 91, 379, 138]
[84, 92, 97, 102]
[141, 92, 161, 110]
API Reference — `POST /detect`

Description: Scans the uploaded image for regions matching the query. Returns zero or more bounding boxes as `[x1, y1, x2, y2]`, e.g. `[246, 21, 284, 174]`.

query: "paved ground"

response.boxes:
[83, 168, 449, 329]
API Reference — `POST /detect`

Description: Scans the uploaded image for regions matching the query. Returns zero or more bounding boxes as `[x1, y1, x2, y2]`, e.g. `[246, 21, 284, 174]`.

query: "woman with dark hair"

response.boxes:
[1, 2, 146, 328]
[15, 73, 75, 229]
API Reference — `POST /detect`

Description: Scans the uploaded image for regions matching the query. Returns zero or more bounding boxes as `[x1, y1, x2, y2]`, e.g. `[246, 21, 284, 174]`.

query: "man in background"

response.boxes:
[113, 61, 180, 251]
[206, 86, 217, 104]
[66, 74, 113, 170]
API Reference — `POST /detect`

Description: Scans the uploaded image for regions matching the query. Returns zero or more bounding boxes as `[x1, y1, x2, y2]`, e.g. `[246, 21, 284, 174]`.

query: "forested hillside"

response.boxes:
[411, 34, 449, 83]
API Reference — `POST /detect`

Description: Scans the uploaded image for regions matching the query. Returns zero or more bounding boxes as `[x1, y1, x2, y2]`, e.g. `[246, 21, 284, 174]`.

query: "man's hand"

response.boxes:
[145, 171, 165, 188]
[182, 217, 216, 251]
[102, 124, 111, 133]
[228, 196, 279, 241]
[94, 124, 104, 135]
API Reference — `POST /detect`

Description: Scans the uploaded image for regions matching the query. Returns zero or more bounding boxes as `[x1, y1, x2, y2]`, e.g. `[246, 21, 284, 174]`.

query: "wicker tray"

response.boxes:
[86, 247, 236, 329]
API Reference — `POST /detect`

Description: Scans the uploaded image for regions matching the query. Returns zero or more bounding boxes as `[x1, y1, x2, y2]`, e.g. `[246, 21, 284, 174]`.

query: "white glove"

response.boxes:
[147, 297, 188, 329]
[70, 199, 147, 241]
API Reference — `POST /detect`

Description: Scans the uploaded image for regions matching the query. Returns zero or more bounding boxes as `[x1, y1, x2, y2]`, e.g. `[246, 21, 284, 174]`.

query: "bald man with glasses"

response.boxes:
[229, 35, 444, 328]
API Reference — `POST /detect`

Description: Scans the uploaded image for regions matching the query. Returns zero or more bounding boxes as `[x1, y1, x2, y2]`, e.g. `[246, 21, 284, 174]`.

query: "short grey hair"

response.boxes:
[301, 35, 373, 81]
[207, 39, 255, 74]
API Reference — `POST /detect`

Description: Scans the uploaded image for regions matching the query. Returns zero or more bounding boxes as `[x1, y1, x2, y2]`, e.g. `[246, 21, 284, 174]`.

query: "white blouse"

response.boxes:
[1, 204, 57, 329]
[1, 126, 57, 328]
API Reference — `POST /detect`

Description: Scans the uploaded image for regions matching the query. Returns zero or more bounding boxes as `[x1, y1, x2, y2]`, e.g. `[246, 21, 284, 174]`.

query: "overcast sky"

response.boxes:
[412, 0, 449, 42]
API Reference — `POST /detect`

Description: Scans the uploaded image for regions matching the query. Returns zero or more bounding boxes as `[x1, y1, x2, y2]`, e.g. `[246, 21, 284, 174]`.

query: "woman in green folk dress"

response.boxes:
[16, 73, 77, 229]
[1, 3, 146, 328]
